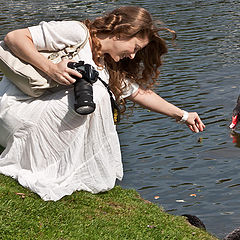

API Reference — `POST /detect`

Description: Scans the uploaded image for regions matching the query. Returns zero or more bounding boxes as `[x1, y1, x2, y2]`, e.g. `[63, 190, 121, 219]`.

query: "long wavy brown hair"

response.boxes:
[84, 6, 175, 112]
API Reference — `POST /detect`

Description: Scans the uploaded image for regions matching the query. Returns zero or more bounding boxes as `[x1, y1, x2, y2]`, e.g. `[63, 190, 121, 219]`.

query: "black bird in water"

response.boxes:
[230, 95, 240, 129]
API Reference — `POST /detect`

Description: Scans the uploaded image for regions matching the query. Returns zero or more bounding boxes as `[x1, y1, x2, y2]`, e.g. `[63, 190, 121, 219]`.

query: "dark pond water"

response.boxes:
[1, 0, 240, 239]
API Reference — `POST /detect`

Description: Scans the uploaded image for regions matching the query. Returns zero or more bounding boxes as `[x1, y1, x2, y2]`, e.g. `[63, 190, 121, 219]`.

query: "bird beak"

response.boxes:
[229, 115, 239, 129]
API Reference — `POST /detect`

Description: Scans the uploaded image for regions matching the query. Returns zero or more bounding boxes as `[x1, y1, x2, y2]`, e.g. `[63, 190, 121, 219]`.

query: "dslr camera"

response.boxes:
[67, 61, 99, 115]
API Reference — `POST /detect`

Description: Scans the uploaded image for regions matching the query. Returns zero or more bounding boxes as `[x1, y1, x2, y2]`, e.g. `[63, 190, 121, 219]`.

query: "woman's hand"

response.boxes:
[184, 112, 205, 133]
[46, 59, 83, 85]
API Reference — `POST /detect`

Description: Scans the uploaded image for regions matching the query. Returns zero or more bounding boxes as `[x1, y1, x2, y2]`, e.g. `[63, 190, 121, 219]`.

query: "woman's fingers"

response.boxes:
[50, 60, 83, 85]
[58, 74, 75, 85]
[196, 118, 205, 132]
[67, 67, 82, 80]
[186, 112, 205, 133]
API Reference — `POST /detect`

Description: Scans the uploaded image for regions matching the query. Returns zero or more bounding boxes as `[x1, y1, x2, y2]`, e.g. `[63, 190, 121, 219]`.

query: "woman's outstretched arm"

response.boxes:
[128, 87, 205, 133]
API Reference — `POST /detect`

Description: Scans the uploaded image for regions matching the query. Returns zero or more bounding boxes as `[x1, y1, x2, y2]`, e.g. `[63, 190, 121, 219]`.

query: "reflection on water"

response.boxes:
[1, 0, 240, 239]
[230, 130, 240, 148]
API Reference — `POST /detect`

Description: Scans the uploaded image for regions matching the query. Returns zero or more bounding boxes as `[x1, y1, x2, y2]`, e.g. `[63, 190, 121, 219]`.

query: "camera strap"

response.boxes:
[98, 78, 120, 124]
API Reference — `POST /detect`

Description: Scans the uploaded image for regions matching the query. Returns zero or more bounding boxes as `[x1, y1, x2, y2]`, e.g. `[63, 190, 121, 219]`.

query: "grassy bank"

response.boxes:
[0, 174, 218, 240]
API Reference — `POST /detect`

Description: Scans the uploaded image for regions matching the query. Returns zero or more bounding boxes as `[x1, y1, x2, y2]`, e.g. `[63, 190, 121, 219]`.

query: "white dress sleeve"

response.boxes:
[121, 80, 139, 99]
[28, 20, 88, 51]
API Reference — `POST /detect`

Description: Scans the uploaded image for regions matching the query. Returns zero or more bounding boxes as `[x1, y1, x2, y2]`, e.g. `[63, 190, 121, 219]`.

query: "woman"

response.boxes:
[0, 6, 205, 201]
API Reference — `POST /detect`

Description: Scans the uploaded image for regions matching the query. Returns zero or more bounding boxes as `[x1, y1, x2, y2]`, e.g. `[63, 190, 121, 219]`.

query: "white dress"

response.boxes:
[0, 21, 138, 201]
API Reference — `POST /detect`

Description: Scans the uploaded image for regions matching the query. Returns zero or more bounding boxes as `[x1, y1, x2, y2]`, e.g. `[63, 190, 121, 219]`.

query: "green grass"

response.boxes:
[0, 173, 218, 240]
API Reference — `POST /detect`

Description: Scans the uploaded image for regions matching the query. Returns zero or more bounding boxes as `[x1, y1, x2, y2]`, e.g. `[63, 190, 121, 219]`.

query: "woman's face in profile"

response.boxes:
[107, 35, 149, 62]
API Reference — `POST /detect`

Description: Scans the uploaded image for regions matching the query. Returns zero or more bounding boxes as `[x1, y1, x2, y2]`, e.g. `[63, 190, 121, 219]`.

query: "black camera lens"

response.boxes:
[74, 79, 96, 115]
[67, 61, 98, 115]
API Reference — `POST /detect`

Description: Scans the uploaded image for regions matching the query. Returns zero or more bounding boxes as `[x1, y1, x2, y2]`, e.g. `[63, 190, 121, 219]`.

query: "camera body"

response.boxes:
[68, 61, 99, 115]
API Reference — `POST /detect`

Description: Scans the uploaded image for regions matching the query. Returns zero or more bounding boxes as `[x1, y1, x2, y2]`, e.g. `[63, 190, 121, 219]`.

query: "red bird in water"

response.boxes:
[230, 95, 240, 129]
